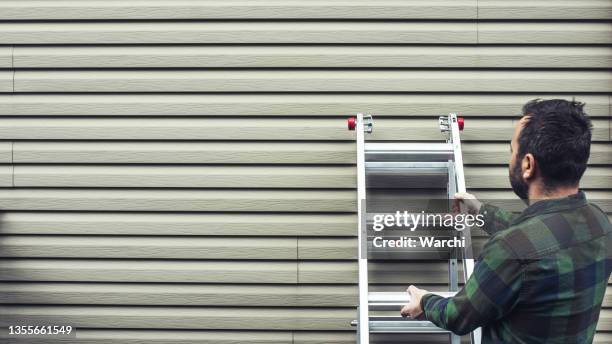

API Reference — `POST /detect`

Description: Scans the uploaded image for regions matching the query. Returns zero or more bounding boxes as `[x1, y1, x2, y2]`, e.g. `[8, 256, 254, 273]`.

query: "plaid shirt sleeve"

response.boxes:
[479, 203, 520, 236]
[420, 236, 524, 335]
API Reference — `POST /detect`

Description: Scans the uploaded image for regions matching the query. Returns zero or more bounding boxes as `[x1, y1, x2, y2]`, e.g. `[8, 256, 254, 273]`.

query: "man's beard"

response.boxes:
[509, 162, 529, 202]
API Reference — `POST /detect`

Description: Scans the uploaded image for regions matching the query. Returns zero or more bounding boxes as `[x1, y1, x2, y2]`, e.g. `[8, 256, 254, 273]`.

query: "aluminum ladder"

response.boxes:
[348, 113, 481, 344]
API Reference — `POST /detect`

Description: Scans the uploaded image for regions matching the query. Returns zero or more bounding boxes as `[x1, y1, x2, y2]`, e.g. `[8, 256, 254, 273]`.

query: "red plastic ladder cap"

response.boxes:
[348, 117, 356, 130]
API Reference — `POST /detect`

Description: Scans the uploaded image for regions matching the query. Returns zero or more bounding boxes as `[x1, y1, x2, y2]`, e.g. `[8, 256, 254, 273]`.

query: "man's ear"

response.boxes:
[522, 153, 536, 180]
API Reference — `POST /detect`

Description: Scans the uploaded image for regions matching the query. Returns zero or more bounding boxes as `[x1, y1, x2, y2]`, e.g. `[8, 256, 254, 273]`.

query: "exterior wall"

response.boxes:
[0, 1, 610, 343]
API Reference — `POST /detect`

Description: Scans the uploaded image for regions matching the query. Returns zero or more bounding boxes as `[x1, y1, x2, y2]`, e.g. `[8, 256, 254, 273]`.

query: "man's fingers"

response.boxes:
[407, 285, 420, 302]
[454, 192, 467, 200]
[453, 193, 467, 213]
[400, 304, 414, 318]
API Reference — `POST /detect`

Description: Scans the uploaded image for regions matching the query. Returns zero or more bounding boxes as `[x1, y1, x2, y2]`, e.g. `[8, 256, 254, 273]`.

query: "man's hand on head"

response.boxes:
[400, 285, 430, 319]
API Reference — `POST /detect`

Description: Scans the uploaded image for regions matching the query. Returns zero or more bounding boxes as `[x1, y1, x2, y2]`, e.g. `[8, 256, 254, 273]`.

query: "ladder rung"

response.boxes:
[365, 161, 449, 175]
[369, 291, 456, 302]
[370, 318, 452, 333]
[351, 318, 452, 334]
[368, 291, 456, 309]
[365, 142, 454, 163]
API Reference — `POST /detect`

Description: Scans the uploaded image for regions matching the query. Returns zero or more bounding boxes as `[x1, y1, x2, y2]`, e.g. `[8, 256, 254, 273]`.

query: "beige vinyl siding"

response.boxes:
[0, 94, 609, 117]
[10, 46, 612, 69]
[4, 165, 611, 189]
[0, 47, 12, 68]
[0, 212, 355, 236]
[10, 70, 612, 93]
[1, 22, 611, 45]
[4, 141, 612, 164]
[0, 117, 609, 141]
[0, 1, 611, 344]
[0, 71, 13, 92]
[1, 1, 611, 20]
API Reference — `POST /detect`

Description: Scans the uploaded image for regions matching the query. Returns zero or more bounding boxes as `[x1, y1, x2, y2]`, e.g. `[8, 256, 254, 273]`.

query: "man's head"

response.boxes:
[509, 99, 592, 200]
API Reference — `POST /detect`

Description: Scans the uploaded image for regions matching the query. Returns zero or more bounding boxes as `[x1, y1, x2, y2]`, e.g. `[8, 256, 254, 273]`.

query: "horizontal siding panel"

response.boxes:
[2, 118, 608, 142]
[0, 330, 228, 344]
[4, 1, 612, 21]
[1, 94, 609, 117]
[13, 70, 612, 93]
[479, 0, 612, 20]
[465, 166, 612, 189]
[13, 141, 610, 165]
[463, 142, 612, 165]
[0, 22, 477, 44]
[11, 165, 612, 189]
[13, 46, 612, 68]
[0, 329, 294, 344]
[0, 118, 513, 141]
[1, 22, 609, 45]
[0, 165, 12, 187]
[0, 189, 355, 212]
[0, 283, 357, 307]
[0, 142, 11, 163]
[478, 23, 612, 44]
[299, 261, 455, 284]
[0, 236, 298, 260]
[12, 218, 612, 258]
[299, 238, 357, 260]
[1, 189, 610, 213]
[0, 47, 11, 68]
[13, 282, 582, 307]
[0, 259, 462, 285]
[0, 1, 477, 20]
[12, 141, 356, 164]
[0, 263, 478, 288]
[0, 71, 13, 92]
[0, 306, 354, 331]
[0, 212, 355, 236]
[0, 260, 297, 283]
[13, 165, 355, 189]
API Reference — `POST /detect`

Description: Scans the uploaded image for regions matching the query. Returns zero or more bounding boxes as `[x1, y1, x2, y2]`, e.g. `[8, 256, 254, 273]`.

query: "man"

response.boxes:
[400, 99, 612, 343]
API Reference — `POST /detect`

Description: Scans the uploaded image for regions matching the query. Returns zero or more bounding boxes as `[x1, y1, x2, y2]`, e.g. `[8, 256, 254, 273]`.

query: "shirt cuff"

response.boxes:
[420, 293, 443, 320]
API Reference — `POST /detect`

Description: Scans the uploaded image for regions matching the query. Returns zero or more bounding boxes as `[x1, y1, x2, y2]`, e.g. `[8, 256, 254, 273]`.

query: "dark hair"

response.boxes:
[518, 99, 592, 189]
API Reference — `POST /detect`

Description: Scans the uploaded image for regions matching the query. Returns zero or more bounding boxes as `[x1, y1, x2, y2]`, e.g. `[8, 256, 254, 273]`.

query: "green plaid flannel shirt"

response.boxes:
[421, 192, 612, 343]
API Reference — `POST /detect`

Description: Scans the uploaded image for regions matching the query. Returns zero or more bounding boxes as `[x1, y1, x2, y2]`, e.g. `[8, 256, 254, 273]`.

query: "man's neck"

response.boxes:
[528, 183, 579, 205]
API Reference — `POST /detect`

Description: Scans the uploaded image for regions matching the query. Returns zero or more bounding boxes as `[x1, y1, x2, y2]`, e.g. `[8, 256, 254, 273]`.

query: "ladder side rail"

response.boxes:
[448, 113, 475, 278]
[448, 113, 482, 344]
[447, 160, 460, 292]
[446, 159, 462, 344]
[355, 113, 370, 344]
